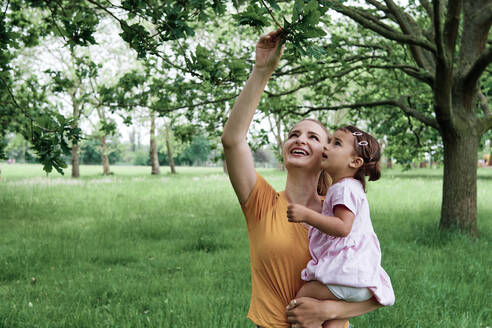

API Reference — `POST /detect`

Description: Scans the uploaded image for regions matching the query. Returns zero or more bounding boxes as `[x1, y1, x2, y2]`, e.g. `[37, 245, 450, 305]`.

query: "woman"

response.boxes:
[221, 29, 381, 328]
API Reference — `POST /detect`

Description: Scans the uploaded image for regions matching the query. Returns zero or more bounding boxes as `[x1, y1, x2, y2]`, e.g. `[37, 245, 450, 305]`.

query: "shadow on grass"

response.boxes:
[407, 220, 491, 249]
[384, 169, 492, 181]
[0, 266, 21, 283]
[90, 254, 138, 266]
[183, 236, 231, 253]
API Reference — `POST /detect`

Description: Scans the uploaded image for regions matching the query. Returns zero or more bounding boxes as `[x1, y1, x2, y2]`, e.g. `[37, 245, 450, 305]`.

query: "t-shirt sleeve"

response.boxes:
[241, 172, 278, 231]
[330, 181, 361, 216]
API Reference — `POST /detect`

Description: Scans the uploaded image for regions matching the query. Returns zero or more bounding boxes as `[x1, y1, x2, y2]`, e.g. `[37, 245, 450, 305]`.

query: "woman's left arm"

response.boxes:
[286, 297, 382, 328]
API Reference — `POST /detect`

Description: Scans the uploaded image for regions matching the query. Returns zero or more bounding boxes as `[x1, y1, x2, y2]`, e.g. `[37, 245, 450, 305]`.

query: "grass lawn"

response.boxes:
[0, 164, 491, 327]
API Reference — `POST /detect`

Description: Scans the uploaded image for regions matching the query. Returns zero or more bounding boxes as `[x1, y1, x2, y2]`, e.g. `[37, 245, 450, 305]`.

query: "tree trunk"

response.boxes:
[386, 157, 393, 169]
[71, 96, 80, 178]
[440, 129, 480, 237]
[276, 161, 285, 171]
[150, 111, 160, 175]
[274, 115, 285, 171]
[222, 156, 228, 174]
[165, 127, 176, 174]
[72, 144, 80, 177]
[101, 135, 110, 175]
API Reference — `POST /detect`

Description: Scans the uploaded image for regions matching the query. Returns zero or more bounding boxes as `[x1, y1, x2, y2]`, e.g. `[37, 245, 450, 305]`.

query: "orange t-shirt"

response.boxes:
[241, 173, 349, 328]
[241, 173, 311, 327]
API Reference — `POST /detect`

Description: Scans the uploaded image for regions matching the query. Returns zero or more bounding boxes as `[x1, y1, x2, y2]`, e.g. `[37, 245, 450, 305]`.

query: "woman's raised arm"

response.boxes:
[221, 29, 284, 204]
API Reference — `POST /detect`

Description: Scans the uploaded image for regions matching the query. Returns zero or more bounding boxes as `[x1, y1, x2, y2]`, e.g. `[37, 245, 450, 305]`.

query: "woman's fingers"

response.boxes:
[258, 28, 285, 47]
[268, 27, 284, 39]
[287, 298, 299, 310]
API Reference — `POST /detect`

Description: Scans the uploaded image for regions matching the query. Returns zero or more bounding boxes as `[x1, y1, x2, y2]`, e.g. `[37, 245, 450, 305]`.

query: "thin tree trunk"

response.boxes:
[274, 115, 285, 171]
[222, 156, 228, 174]
[101, 135, 110, 175]
[165, 127, 176, 174]
[440, 129, 480, 237]
[150, 111, 160, 175]
[72, 144, 80, 177]
[71, 96, 80, 178]
[386, 157, 393, 169]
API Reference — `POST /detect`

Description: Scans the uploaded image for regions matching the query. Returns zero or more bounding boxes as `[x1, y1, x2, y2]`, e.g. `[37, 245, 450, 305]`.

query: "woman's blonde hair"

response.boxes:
[317, 168, 332, 196]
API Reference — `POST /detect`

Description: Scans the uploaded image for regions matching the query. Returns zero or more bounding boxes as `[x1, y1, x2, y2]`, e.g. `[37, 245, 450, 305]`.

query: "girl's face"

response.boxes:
[322, 129, 358, 176]
[283, 120, 329, 172]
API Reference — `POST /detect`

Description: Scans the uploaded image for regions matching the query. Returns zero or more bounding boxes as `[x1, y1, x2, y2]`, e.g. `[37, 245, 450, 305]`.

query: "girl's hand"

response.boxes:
[286, 297, 335, 328]
[254, 28, 285, 75]
[287, 204, 309, 223]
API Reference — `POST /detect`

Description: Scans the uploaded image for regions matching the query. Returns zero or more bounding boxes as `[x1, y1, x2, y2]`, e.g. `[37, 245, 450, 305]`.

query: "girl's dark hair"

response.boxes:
[338, 125, 381, 191]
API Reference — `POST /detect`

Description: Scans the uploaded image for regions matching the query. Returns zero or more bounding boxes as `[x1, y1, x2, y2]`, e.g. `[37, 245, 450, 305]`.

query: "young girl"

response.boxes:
[287, 125, 394, 328]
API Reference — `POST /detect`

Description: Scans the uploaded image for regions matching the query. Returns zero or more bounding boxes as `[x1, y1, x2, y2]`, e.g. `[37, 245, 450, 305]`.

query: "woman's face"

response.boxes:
[283, 120, 329, 172]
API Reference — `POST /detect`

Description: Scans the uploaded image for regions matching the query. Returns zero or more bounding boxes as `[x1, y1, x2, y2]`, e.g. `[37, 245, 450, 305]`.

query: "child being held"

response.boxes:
[287, 125, 394, 328]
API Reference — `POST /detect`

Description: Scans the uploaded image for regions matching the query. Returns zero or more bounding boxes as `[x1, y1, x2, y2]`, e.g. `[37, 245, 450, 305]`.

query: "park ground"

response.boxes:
[0, 164, 491, 327]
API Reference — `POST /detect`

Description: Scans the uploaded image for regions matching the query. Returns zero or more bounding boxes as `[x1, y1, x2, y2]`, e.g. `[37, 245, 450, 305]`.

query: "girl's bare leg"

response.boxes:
[296, 281, 347, 328]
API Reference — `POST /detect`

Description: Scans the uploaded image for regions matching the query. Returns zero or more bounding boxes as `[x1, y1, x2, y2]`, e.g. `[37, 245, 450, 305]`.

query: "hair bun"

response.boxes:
[366, 161, 381, 181]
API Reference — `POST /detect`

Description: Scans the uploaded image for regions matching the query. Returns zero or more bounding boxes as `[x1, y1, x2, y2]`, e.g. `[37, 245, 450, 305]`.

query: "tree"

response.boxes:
[163, 122, 177, 174]
[335, 1, 491, 236]
[149, 110, 160, 175]
[177, 135, 211, 166]
[44, 48, 101, 177]
[99, 63, 173, 174]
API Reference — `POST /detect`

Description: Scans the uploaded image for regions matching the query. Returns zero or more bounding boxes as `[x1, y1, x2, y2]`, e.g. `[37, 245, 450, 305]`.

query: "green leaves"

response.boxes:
[234, 0, 328, 59]
[119, 21, 155, 59]
[233, 3, 269, 29]
[99, 121, 117, 137]
[27, 114, 81, 175]
[285, 0, 328, 58]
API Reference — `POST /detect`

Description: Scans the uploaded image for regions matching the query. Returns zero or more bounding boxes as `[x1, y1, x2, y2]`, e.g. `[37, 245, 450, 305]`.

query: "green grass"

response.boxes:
[0, 164, 491, 327]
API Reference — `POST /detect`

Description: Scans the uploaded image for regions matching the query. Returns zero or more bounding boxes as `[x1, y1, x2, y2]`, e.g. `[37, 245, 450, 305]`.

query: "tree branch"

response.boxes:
[366, 64, 434, 85]
[432, 0, 453, 125]
[259, 0, 283, 29]
[484, 116, 492, 131]
[442, 0, 461, 56]
[0, 77, 58, 134]
[352, 6, 396, 33]
[419, 0, 433, 21]
[464, 47, 492, 91]
[43, 0, 68, 43]
[322, 0, 436, 53]
[100, 93, 240, 114]
[341, 41, 389, 51]
[476, 1, 492, 26]
[433, 0, 444, 59]
[382, 0, 435, 72]
[279, 98, 439, 130]
[365, 0, 388, 14]
[478, 89, 491, 116]
[265, 66, 364, 97]
[85, 0, 204, 80]
[1, 0, 10, 21]
[273, 55, 385, 77]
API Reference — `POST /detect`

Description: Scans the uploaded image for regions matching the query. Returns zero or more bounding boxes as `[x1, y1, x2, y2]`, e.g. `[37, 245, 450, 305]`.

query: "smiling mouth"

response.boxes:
[290, 148, 309, 156]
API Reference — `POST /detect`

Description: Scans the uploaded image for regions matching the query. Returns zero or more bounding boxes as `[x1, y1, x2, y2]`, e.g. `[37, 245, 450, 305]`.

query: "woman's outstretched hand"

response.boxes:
[286, 297, 336, 328]
[254, 28, 285, 75]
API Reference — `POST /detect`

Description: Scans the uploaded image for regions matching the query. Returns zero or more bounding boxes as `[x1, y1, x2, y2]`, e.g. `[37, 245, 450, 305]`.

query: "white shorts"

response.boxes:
[327, 284, 373, 302]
